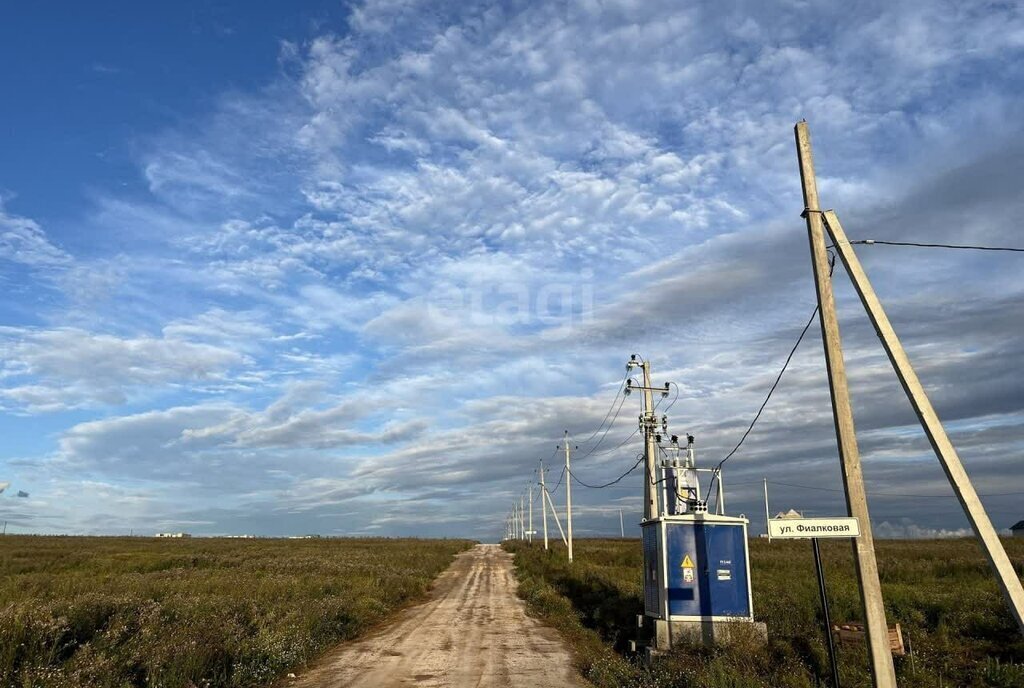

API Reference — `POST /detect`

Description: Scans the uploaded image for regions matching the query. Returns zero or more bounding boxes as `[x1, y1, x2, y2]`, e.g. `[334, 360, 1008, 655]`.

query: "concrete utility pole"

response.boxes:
[564, 430, 574, 563]
[796, 120, 897, 688]
[528, 483, 534, 544]
[824, 209, 1024, 634]
[619, 509, 625, 538]
[626, 356, 670, 520]
[519, 495, 525, 540]
[641, 362, 658, 520]
[540, 461, 549, 550]
[763, 478, 771, 543]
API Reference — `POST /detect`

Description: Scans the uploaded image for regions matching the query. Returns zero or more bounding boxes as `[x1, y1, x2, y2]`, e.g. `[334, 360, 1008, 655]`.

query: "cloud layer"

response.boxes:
[2, 0, 1023, 539]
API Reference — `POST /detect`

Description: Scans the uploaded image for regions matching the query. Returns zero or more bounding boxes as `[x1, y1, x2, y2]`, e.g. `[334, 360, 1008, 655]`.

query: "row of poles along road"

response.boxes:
[506, 355, 673, 562]
[501, 121, 1024, 688]
[505, 430, 576, 561]
[504, 435, 631, 561]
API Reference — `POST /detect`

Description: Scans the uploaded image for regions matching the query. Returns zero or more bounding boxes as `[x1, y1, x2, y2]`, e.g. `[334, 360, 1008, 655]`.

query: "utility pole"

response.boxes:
[540, 461, 549, 550]
[519, 495, 525, 540]
[795, 120, 897, 688]
[619, 509, 625, 538]
[641, 361, 658, 520]
[528, 483, 534, 544]
[764, 478, 771, 543]
[824, 209, 1024, 634]
[564, 430, 574, 563]
[626, 356, 668, 520]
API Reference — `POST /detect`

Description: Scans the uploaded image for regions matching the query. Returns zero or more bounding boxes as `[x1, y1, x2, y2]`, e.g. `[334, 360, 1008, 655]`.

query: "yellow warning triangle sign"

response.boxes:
[681, 554, 695, 569]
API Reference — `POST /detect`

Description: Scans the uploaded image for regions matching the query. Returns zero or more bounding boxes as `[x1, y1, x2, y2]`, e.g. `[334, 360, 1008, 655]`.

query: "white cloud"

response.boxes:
[0, 203, 71, 269]
[0, 327, 249, 411]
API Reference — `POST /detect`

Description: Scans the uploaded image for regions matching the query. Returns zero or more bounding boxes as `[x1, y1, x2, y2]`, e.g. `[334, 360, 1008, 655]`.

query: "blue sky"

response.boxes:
[1, 0, 1023, 539]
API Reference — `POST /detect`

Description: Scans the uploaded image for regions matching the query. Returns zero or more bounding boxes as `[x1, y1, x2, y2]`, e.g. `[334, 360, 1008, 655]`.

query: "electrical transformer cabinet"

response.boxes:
[642, 514, 753, 621]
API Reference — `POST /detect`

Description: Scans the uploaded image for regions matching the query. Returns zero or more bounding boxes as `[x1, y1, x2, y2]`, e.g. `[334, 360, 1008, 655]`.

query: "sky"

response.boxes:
[1, 0, 1023, 541]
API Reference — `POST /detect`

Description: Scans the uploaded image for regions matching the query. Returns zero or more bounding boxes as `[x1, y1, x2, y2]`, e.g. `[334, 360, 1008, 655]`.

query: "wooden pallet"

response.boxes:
[831, 622, 905, 656]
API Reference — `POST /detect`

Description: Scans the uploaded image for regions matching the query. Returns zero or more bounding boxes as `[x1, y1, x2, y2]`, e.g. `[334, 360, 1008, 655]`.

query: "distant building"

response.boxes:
[155, 532, 192, 538]
[1011, 521, 1024, 538]
[774, 509, 804, 519]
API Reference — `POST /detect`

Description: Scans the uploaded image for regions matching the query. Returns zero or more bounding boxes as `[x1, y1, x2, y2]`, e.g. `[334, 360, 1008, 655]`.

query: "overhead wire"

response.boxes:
[569, 453, 646, 489]
[711, 304, 819, 475]
[849, 239, 1024, 253]
[766, 479, 1024, 499]
[573, 391, 630, 460]
[582, 426, 640, 459]
[549, 465, 566, 492]
[575, 371, 632, 446]
[705, 254, 835, 513]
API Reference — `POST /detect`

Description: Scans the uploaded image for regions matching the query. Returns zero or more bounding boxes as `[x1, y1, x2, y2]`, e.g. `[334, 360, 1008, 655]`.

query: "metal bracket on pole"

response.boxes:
[823, 209, 1024, 634]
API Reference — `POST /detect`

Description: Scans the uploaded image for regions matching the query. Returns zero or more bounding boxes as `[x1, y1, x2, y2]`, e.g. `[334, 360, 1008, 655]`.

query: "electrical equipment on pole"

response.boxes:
[626, 355, 765, 651]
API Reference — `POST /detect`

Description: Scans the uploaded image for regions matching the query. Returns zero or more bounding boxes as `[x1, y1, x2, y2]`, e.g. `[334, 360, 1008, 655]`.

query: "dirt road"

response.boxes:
[289, 543, 585, 688]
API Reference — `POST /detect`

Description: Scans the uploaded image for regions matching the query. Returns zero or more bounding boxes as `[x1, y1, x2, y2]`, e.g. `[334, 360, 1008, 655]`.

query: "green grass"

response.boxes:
[0, 535, 474, 688]
[505, 537, 1024, 688]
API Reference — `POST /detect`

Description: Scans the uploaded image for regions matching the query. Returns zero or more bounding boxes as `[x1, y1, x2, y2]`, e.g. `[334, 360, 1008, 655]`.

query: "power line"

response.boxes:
[569, 453, 645, 489]
[582, 426, 640, 459]
[708, 253, 835, 500]
[712, 305, 819, 473]
[705, 295, 826, 514]
[549, 465, 566, 492]
[575, 372, 631, 445]
[850, 239, 1024, 253]
[767, 479, 1024, 499]
[573, 392, 630, 460]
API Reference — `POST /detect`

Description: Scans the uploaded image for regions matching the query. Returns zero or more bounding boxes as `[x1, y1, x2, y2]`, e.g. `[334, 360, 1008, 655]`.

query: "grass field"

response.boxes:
[505, 537, 1024, 688]
[0, 535, 474, 688]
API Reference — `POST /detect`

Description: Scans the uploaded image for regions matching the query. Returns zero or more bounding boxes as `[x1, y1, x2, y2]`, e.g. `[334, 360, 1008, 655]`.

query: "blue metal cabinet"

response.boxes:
[665, 521, 750, 618]
[642, 514, 753, 622]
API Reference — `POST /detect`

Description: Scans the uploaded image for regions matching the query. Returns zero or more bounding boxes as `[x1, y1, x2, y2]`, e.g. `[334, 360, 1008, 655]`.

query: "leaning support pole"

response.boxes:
[824, 209, 1024, 634]
[543, 486, 568, 546]
[795, 121, 897, 688]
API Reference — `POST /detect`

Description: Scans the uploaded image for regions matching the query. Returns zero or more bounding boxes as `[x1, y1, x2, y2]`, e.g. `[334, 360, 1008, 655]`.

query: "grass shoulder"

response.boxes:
[0, 535, 475, 688]
[504, 538, 1024, 688]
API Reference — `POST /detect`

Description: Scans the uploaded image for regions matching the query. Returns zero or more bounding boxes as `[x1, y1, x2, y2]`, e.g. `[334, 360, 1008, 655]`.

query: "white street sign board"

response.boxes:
[769, 517, 860, 539]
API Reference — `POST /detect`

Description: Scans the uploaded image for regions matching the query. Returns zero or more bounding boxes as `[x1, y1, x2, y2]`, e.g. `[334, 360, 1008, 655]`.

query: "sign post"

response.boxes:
[813, 537, 841, 688]
[769, 516, 861, 688]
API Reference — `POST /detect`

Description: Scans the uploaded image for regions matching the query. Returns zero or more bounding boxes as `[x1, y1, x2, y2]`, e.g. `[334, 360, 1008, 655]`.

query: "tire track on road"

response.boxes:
[288, 544, 584, 688]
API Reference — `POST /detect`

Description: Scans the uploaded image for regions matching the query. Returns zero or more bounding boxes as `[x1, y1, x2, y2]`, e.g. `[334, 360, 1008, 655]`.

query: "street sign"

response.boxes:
[768, 517, 860, 539]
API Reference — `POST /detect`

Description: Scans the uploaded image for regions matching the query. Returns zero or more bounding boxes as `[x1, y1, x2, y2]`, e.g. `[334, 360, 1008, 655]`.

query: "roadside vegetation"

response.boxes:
[0, 535, 473, 688]
[505, 537, 1024, 688]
